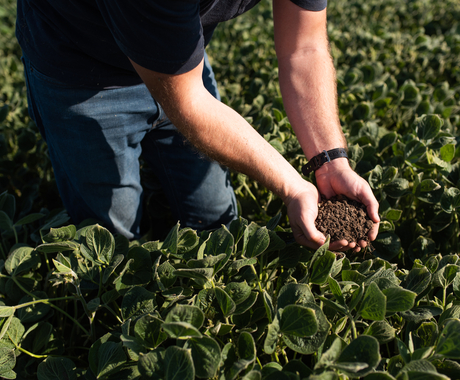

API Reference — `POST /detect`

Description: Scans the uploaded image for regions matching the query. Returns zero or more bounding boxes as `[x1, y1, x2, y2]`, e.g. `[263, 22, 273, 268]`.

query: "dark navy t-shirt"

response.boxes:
[16, 0, 327, 88]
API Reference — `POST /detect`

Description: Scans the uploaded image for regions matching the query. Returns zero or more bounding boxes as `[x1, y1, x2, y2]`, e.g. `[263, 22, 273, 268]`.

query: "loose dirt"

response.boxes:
[315, 195, 374, 243]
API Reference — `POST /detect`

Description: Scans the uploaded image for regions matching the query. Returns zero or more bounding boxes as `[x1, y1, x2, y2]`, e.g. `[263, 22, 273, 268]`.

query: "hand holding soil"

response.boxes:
[315, 194, 374, 244]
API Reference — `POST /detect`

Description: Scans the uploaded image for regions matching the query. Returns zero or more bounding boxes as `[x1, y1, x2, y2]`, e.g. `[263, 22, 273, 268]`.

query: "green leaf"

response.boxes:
[400, 307, 443, 323]
[138, 349, 165, 380]
[372, 232, 401, 261]
[173, 267, 214, 281]
[364, 320, 396, 344]
[418, 179, 441, 192]
[121, 286, 157, 321]
[276, 283, 315, 309]
[225, 281, 252, 305]
[342, 270, 366, 284]
[242, 371, 262, 380]
[348, 284, 365, 311]
[328, 276, 345, 306]
[32, 322, 53, 354]
[453, 272, 460, 299]
[333, 335, 381, 378]
[165, 304, 204, 329]
[403, 267, 432, 294]
[0, 211, 13, 230]
[384, 178, 410, 198]
[379, 132, 398, 152]
[382, 287, 416, 313]
[359, 282, 386, 321]
[84, 224, 115, 265]
[282, 302, 330, 355]
[230, 258, 258, 272]
[405, 140, 427, 163]
[246, 227, 270, 258]
[0, 306, 15, 318]
[161, 223, 180, 254]
[35, 241, 80, 254]
[436, 319, 460, 359]
[408, 236, 436, 262]
[238, 331, 256, 363]
[134, 315, 167, 349]
[42, 225, 77, 243]
[164, 346, 195, 380]
[0, 315, 14, 341]
[440, 144, 455, 162]
[369, 165, 383, 189]
[116, 247, 153, 287]
[279, 305, 318, 337]
[189, 336, 221, 379]
[93, 341, 126, 378]
[176, 227, 199, 254]
[310, 250, 336, 285]
[233, 291, 258, 315]
[364, 372, 397, 379]
[385, 209, 402, 222]
[415, 114, 443, 141]
[14, 213, 45, 226]
[4, 246, 40, 276]
[187, 253, 227, 269]
[440, 187, 460, 213]
[0, 348, 16, 379]
[262, 290, 275, 322]
[37, 357, 77, 380]
[157, 261, 177, 288]
[264, 316, 280, 355]
[102, 254, 124, 284]
[17, 292, 51, 324]
[6, 317, 24, 346]
[162, 321, 202, 339]
[204, 226, 234, 259]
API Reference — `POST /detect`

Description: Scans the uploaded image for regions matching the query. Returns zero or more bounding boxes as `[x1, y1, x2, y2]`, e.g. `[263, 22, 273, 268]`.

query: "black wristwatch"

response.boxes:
[301, 148, 348, 176]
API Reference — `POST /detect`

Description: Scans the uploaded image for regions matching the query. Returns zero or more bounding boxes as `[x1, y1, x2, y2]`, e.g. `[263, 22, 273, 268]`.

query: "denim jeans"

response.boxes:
[22, 53, 237, 239]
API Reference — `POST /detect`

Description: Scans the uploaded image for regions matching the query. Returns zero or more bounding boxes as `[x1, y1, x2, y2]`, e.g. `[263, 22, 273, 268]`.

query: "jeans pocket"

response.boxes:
[151, 101, 170, 129]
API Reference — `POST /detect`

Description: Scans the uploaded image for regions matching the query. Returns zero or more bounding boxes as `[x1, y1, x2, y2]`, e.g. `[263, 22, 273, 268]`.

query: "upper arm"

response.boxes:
[273, 0, 329, 59]
[129, 58, 207, 118]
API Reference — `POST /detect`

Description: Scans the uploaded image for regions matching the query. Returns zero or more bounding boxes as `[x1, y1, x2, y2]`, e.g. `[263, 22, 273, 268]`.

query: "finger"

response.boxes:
[359, 191, 380, 224]
[329, 239, 349, 251]
[291, 221, 326, 250]
[357, 240, 368, 249]
[368, 221, 380, 241]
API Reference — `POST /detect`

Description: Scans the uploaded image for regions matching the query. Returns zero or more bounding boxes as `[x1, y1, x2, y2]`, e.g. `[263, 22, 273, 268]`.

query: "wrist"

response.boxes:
[302, 148, 349, 177]
[315, 157, 351, 176]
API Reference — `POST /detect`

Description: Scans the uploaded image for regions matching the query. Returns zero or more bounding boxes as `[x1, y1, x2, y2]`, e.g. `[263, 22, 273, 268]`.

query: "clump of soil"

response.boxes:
[315, 195, 374, 243]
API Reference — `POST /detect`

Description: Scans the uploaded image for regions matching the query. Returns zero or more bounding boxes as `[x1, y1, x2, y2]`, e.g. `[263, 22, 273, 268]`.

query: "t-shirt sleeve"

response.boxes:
[289, 0, 327, 11]
[95, 0, 204, 75]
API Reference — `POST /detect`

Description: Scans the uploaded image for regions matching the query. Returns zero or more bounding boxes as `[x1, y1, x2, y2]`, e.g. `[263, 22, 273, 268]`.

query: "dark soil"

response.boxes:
[315, 195, 374, 243]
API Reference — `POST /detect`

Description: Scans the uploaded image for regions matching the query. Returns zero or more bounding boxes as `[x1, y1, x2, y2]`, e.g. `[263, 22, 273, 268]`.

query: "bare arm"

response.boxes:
[129, 58, 318, 219]
[273, 0, 380, 248]
[274, 0, 346, 157]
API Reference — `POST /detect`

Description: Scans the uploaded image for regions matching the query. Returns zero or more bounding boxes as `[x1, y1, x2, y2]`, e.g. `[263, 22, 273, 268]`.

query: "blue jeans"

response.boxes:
[22, 53, 237, 239]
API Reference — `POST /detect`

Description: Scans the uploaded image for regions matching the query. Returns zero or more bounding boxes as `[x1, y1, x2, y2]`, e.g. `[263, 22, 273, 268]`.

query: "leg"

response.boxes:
[22, 55, 157, 239]
[140, 51, 237, 234]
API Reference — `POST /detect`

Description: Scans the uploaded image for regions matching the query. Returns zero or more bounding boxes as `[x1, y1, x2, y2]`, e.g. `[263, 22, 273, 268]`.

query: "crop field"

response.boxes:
[1, 0, 460, 379]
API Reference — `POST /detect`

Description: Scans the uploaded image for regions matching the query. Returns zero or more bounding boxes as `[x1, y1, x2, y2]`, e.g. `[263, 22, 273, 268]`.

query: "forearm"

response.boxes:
[278, 47, 347, 159]
[273, 2, 346, 160]
[162, 87, 309, 202]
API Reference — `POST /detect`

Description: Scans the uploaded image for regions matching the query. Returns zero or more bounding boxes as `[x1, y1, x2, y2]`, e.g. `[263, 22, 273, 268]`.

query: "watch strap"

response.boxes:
[301, 148, 348, 176]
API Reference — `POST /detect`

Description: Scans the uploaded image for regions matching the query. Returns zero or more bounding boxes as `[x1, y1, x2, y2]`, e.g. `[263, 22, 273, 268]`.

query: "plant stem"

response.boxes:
[13, 343, 47, 359]
[10, 276, 90, 337]
[249, 264, 263, 293]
